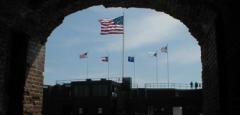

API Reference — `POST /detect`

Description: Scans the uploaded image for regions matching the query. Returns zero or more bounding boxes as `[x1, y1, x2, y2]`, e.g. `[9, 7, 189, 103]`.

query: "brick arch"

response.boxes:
[0, 0, 224, 115]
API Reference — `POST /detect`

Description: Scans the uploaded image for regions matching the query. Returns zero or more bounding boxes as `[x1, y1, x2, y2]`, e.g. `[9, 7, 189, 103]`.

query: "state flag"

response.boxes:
[101, 56, 109, 62]
[128, 56, 134, 62]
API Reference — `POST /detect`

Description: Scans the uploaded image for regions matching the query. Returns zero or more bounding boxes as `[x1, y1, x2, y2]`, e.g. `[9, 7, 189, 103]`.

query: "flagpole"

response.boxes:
[134, 58, 136, 87]
[167, 44, 170, 88]
[87, 55, 89, 78]
[122, 10, 125, 79]
[108, 56, 110, 80]
[156, 52, 158, 85]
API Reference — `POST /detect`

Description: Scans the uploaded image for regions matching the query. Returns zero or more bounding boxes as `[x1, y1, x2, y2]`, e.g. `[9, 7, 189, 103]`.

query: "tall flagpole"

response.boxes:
[166, 44, 170, 88]
[134, 58, 136, 87]
[122, 10, 125, 79]
[87, 54, 89, 78]
[156, 52, 158, 84]
[108, 55, 110, 80]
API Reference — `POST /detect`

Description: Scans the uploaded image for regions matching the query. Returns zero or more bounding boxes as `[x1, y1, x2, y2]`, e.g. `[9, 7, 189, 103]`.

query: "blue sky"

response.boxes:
[44, 5, 202, 87]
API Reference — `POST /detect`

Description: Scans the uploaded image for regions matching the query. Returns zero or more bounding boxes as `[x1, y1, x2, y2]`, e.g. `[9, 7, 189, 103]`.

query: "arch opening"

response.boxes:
[42, 6, 203, 115]
[0, 1, 220, 115]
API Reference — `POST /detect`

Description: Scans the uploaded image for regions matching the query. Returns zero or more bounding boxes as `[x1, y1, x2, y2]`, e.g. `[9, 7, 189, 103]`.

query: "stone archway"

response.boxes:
[0, 0, 235, 115]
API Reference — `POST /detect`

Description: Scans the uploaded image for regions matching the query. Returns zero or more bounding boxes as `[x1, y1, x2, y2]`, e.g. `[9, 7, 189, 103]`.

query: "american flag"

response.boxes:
[80, 52, 88, 59]
[160, 45, 168, 53]
[99, 16, 124, 35]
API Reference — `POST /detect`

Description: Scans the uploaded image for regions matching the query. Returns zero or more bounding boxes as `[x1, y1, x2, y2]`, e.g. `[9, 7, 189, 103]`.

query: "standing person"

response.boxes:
[190, 81, 193, 89]
[199, 83, 202, 88]
[195, 82, 198, 89]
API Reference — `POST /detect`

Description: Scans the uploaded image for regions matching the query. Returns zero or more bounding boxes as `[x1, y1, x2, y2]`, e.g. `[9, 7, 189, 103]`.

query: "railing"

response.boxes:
[131, 83, 138, 88]
[55, 77, 123, 85]
[54, 78, 202, 90]
[144, 83, 202, 89]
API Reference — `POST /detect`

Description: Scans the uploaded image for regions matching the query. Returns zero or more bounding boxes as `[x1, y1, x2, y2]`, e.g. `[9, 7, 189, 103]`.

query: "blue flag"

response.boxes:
[128, 56, 134, 62]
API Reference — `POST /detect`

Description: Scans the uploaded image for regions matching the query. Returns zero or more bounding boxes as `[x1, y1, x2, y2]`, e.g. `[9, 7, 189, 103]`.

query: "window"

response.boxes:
[78, 108, 83, 114]
[98, 108, 103, 114]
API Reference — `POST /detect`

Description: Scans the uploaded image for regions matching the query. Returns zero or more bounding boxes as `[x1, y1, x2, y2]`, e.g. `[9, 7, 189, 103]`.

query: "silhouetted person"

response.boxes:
[199, 83, 202, 88]
[190, 81, 193, 89]
[195, 82, 198, 89]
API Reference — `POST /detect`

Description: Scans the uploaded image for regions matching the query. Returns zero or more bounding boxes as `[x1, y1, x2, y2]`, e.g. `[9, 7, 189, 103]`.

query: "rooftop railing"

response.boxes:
[144, 83, 202, 89]
[55, 77, 123, 85]
[53, 78, 202, 90]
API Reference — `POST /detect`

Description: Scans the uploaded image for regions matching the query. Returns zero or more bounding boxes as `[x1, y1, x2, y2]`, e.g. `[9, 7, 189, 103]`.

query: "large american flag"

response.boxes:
[99, 16, 124, 35]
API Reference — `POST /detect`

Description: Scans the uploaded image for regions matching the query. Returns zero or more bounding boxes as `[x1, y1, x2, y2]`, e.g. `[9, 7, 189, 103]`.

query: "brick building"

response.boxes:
[43, 78, 202, 115]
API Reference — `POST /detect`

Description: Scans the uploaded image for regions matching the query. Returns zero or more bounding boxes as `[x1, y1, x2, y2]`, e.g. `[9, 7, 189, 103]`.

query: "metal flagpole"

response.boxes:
[156, 52, 158, 84]
[122, 10, 125, 79]
[87, 55, 89, 78]
[166, 44, 170, 88]
[134, 57, 136, 87]
[108, 56, 110, 80]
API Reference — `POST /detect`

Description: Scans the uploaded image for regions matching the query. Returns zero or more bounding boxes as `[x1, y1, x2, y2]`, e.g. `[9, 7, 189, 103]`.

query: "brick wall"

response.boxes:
[23, 38, 45, 115]
[200, 22, 220, 115]
[0, 24, 10, 115]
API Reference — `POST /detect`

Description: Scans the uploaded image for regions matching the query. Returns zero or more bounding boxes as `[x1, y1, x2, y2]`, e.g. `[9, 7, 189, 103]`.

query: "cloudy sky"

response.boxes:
[44, 5, 202, 88]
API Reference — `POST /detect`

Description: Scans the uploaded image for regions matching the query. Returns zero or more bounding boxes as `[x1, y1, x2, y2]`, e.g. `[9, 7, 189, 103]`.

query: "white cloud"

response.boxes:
[59, 36, 87, 47]
[87, 5, 123, 14]
[169, 45, 201, 64]
[98, 12, 184, 52]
